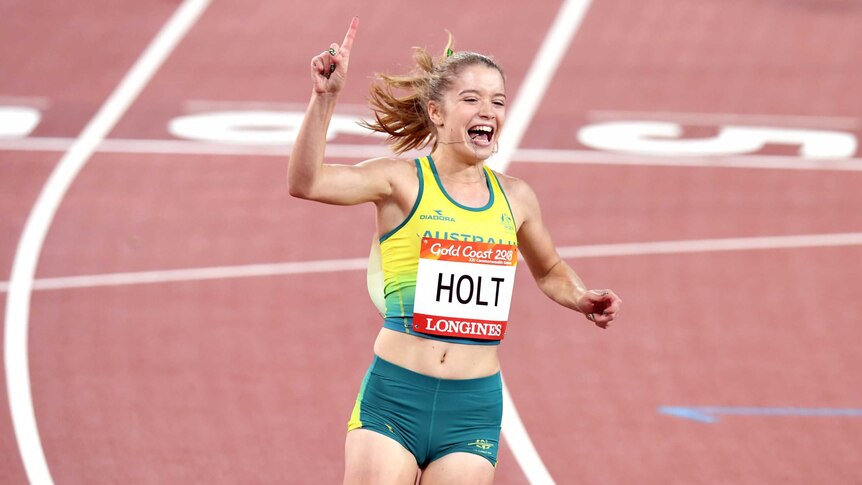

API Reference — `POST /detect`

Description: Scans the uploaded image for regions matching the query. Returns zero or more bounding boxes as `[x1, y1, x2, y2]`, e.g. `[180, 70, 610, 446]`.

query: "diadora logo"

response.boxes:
[467, 439, 496, 452]
[419, 209, 456, 222]
[500, 212, 515, 231]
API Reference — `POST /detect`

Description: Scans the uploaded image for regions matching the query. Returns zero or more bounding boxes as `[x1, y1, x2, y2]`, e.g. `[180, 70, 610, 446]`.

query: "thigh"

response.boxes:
[419, 452, 495, 485]
[344, 429, 419, 485]
[428, 380, 503, 468]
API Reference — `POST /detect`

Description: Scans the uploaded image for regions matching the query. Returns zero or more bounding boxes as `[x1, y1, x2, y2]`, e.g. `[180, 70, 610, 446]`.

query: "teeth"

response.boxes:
[471, 126, 493, 133]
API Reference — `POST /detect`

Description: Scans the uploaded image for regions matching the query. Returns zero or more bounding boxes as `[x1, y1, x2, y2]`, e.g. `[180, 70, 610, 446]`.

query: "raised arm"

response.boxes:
[507, 176, 622, 328]
[287, 17, 396, 205]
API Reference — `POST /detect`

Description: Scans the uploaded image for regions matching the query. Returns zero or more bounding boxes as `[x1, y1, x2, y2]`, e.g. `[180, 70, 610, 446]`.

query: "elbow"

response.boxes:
[286, 178, 301, 197]
[286, 168, 315, 199]
[287, 152, 311, 199]
[287, 156, 320, 200]
[287, 180, 313, 199]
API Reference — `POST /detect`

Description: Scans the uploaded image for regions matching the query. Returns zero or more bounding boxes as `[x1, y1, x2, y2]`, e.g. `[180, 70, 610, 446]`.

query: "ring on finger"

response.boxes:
[328, 47, 337, 56]
[586, 313, 595, 322]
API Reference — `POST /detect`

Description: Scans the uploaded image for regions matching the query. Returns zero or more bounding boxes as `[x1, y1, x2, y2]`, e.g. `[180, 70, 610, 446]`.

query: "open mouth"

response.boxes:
[467, 125, 494, 146]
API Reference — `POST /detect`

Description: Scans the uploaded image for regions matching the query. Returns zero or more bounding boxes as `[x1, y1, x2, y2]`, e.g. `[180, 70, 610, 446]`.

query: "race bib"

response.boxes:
[413, 237, 517, 340]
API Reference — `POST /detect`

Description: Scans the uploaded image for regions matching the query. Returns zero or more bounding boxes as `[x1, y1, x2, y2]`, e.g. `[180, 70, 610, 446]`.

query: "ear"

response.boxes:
[427, 100, 444, 127]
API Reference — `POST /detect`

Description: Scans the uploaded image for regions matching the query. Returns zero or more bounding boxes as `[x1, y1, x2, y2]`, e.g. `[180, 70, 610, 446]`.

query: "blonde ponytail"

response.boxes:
[360, 33, 504, 154]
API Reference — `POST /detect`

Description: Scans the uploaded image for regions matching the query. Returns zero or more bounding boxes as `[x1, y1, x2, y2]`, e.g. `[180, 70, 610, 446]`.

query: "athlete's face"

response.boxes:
[431, 65, 506, 162]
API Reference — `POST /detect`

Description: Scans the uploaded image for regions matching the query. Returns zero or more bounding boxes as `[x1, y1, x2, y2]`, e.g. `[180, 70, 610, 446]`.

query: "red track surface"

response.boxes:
[2, 1, 861, 483]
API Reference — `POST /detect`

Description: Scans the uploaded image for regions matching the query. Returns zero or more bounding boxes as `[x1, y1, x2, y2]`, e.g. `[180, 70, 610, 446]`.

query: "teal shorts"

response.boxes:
[347, 356, 503, 468]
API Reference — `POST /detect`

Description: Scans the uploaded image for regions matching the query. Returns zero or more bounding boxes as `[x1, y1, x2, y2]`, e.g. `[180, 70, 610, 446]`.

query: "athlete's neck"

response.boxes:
[430, 148, 487, 184]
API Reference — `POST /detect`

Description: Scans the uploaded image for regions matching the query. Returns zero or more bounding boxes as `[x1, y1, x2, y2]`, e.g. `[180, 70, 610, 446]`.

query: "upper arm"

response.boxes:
[501, 174, 591, 312]
[290, 157, 411, 206]
[503, 176, 563, 282]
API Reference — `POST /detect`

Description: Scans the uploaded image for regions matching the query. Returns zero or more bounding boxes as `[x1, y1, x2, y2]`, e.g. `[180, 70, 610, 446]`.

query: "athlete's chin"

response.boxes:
[444, 142, 496, 163]
[468, 144, 496, 161]
[465, 153, 492, 163]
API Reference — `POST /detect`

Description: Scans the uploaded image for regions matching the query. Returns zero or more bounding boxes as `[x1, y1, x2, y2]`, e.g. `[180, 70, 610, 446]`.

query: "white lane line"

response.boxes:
[0, 258, 370, 293]
[485, 1, 595, 482]
[3, 1, 211, 484]
[514, 148, 862, 171]
[556, 232, 862, 259]
[0, 137, 399, 158]
[489, 0, 594, 176]
[501, 373, 552, 483]
[587, 110, 861, 131]
[4, 138, 861, 172]
[2, 232, 860, 294]
[182, 100, 372, 114]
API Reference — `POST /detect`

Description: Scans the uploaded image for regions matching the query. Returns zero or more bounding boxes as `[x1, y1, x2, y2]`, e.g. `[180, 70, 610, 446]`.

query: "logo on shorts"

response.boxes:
[467, 439, 495, 453]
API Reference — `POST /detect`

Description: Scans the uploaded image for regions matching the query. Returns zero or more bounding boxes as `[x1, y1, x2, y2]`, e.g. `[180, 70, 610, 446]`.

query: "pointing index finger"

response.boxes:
[339, 16, 359, 57]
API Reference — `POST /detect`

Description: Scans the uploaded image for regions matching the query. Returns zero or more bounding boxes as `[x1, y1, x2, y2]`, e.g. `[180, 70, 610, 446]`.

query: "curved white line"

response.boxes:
[490, 0, 593, 176]
[3, 1, 211, 483]
[3, 231, 860, 293]
[1, 1, 576, 483]
[493, 0, 594, 482]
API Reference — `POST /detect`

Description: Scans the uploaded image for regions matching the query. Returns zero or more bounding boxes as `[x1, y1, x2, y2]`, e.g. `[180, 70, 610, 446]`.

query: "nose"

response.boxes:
[478, 100, 495, 119]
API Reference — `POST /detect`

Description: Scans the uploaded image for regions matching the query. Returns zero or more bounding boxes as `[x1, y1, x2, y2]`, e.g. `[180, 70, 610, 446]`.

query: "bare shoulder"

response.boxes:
[493, 171, 533, 198]
[357, 157, 417, 178]
[357, 156, 413, 168]
[492, 170, 541, 222]
[494, 171, 537, 209]
[356, 156, 420, 203]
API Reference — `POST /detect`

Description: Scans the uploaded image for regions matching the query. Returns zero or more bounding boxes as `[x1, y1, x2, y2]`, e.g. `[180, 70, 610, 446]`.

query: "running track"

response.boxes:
[2, 1, 861, 483]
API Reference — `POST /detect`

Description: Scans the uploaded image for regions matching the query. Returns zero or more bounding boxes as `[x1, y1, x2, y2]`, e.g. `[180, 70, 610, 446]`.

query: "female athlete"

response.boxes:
[288, 17, 622, 485]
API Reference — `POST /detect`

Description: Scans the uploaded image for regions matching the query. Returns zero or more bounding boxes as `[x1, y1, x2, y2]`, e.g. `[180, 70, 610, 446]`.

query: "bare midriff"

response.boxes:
[373, 328, 500, 379]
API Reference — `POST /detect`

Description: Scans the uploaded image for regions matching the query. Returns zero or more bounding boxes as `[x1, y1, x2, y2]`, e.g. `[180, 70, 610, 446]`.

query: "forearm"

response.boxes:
[287, 92, 338, 198]
[510, 175, 621, 327]
[536, 259, 589, 313]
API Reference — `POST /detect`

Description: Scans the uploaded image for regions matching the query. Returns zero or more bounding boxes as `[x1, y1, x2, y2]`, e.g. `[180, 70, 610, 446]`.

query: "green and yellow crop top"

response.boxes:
[367, 156, 519, 345]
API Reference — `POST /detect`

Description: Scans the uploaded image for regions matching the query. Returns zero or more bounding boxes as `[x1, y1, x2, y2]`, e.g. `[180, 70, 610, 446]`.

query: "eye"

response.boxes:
[493, 100, 505, 107]
[463, 97, 479, 103]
